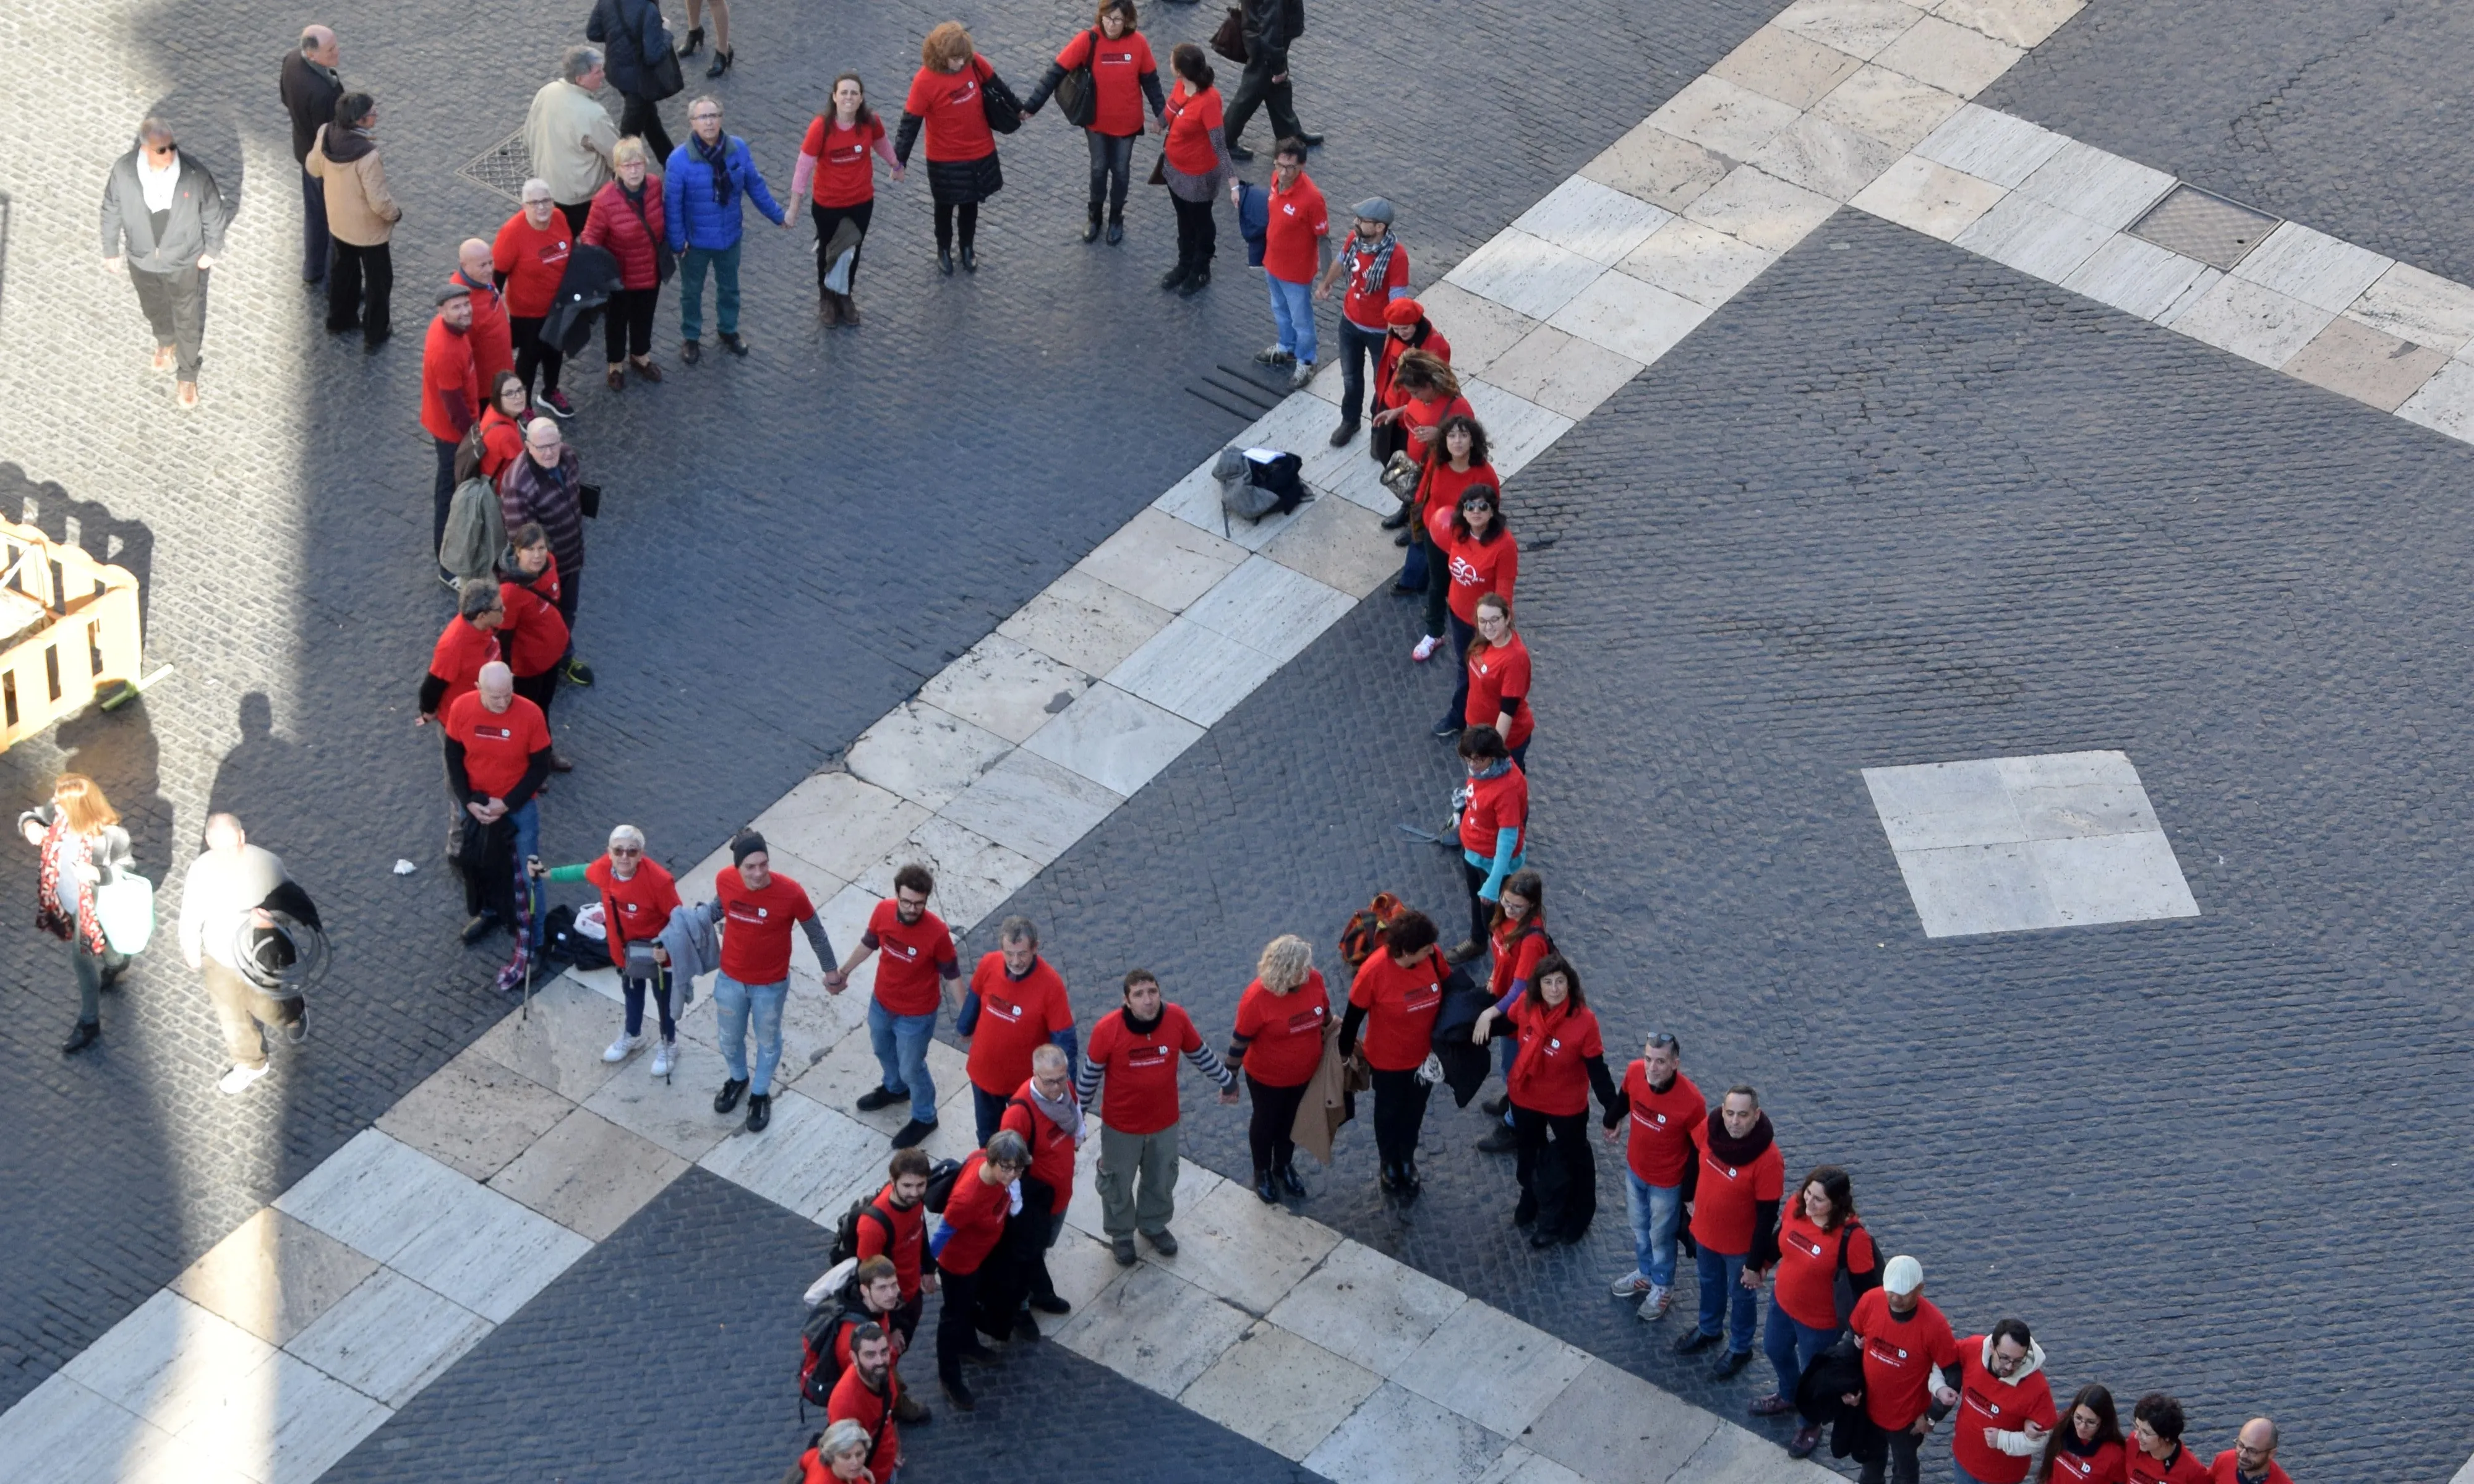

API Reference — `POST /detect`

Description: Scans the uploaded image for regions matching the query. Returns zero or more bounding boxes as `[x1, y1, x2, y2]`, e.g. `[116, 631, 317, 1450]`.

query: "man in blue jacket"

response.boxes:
[665, 95, 787, 362]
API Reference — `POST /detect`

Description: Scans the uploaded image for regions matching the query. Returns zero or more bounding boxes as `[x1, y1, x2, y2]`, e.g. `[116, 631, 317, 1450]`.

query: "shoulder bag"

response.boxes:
[1056, 30, 1100, 127]
[1211, 6, 1249, 62]
[1831, 1218, 1880, 1327]
[95, 869, 156, 955]
[979, 59, 1024, 135]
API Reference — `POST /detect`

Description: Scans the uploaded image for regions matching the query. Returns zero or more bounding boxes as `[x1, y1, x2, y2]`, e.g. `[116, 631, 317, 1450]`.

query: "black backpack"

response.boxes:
[827, 1196, 895, 1267]
[1831, 1217, 1883, 1326]
[922, 1157, 964, 1213]
[797, 1302, 854, 1408]
[542, 904, 613, 971]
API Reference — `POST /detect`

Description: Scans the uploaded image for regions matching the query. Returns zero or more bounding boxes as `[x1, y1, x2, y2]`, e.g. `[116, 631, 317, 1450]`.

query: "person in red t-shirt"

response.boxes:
[1223, 934, 1329, 1201]
[1158, 45, 1236, 296]
[1673, 1085, 1785, 1374]
[1755, 1166, 1880, 1450]
[828, 863, 962, 1147]
[1604, 1030, 1703, 1320]
[2126, 1396, 2212, 1484]
[2206, 1419, 2288, 1484]
[1948, 1320, 2058, 1484]
[894, 23, 1011, 275]
[1471, 952, 1617, 1247]
[1314, 197, 1409, 445]
[1842, 1256, 1962, 1484]
[2042, 1385, 2129, 1484]
[961, 914, 1078, 1141]
[417, 581, 504, 723]
[494, 524, 572, 753]
[1473, 868, 1547, 1154]
[998, 1044, 1085, 1321]
[1338, 910, 1447, 1197]
[449, 239, 513, 389]
[1021, 0, 1166, 244]
[1252, 140, 1330, 387]
[1439, 484, 1518, 741]
[492, 183, 578, 414]
[440, 663, 553, 976]
[535, 823, 682, 1073]
[1455, 725, 1528, 962]
[712, 830, 836, 1135]
[1074, 970, 1237, 1264]
[421, 286, 480, 569]
[825, 1323, 904, 1471]
[1465, 595, 1535, 775]
[928, 1133, 1032, 1410]
[793, 75, 901, 324]
[797, 1416, 879, 1483]
[853, 1148, 940, 1361]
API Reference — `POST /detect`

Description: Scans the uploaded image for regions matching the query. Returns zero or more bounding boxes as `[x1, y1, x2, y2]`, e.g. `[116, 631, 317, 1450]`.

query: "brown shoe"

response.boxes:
[549, 751, 575, 773]
[631, 357, 662, 383]
[839, 293, 861, 326]
[891, 1389, 930, 1423]
[606, 367, 625, 392]
[819, 296, 842, 325]
[1444, 939, 1483, 965]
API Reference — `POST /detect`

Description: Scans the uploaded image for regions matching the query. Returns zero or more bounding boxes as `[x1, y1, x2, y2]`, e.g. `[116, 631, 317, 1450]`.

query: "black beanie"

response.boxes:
[730, 829, 767, 865]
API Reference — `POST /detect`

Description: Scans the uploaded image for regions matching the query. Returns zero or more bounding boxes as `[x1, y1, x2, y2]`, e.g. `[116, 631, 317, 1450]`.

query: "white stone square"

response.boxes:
[1178, 1320, 1382, 1461]
[2231, 221, 2394, 314]
[1390, 1300, 1590, 1438]
[2397, 359, 2474, 444]
[2062, 235, 2217, 322]
[1109, 616, 1288, 728]
[1644, 75, 1807, 161]
[1142, 1178, 1341, 1313]
[1443, 228, 1610, 323]
[913, 631, 1094, 745]
[2011, 140, 2175, 233]
[1053, 1261, 1254, 1399]
[1751, 113, 1906, 202]
[1864, 751, 2199, 936]
[1619, 218, 1779, 310]
[2350, 262, 2474, 354]
[1873, 14, 2022, 96]
[1932, 0, 2085, 49]
[1183, 555, 1358, 665]
[1770, 0, 1930, 60]
[938, 746, 1126, 866]
[1264, 1239, 1467, 1376]
[2170, 275, 2339, 369]
[843, 700, 1014, 812]
[1849, 155, 2007, 242]
[698, 1086, 892, 1222]
[1814, 64, 1966, 151]
[1914, 104, 2066, 187]
[1953, 192, 2114, 283]
[1545, 270, 1713, 367]
[1510, 177, 1674, 266]
[1020, 681, 1205, 797]
[746, 771, 930, 885]
[997, 568, 1175, 679]
[281, 1268, 490, 1407]
[1303, 1380, 1513, 1484]
[1682, 166, 1841, 254]
[1462, 381, 1578, 479]
[1074, 508, 1249, 614]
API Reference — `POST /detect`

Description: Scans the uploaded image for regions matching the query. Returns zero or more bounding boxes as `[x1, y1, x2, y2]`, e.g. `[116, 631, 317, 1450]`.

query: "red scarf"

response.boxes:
[35, 816, 106, 953]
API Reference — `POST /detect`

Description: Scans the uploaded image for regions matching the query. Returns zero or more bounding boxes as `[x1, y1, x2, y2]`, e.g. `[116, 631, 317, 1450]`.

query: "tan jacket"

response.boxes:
[1287, 1021, 1371, 1165]
[306, 126, 401, 245]
[523, 79, 619, 207]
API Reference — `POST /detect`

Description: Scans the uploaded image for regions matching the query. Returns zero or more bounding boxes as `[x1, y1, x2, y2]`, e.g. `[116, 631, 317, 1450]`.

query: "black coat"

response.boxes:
[1239, 0, 1306, 58]
[1429, 966, 1492, 1107]
[586, 0, 672, 98]
[279, 51, 345, 163]
[1797, 1335, 1885, 1465]
[539, 242, 625, 356]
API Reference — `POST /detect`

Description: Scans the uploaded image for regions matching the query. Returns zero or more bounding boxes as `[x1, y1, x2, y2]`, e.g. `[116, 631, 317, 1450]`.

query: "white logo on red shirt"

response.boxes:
[988, 998, 1024, 1023]
[1124, 1043, 1170, 1069]
[476, 724, 514, 740]
[885, 941, 920, 962]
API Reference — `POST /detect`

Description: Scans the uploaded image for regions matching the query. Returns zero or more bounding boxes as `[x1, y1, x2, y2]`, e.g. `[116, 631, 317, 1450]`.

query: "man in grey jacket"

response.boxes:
[100, 118, 229, 409]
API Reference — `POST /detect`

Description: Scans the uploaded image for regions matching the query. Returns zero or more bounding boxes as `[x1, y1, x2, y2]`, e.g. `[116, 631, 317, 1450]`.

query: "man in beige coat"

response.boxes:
[307, 90, 401, 349]
[524, 47, 619, 233]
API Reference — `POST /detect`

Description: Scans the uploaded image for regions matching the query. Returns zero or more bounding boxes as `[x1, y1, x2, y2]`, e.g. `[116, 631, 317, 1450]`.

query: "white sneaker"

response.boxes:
[1411, 634, 1441, 662]
[651, 1039, 675, 1077]
[1637, 1284, 1673, 1321]
[1288, 361, 1316, 391]
[1609, 1270, 1650, 1298]
[218, 1063, 269, 1096]
[602, 1032, 648, 1064]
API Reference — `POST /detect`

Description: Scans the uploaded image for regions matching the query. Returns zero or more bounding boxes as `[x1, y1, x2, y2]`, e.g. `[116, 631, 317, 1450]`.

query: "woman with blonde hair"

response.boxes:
[896, 22, 1015, 275]
[580, 135, 668, 389]
[1223, 932, 1328, 1203]
[19, 775, 135, 1053]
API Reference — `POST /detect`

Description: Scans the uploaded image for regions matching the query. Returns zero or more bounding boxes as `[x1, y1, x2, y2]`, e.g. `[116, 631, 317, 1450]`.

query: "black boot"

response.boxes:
[1278, 1161, 1307, 1197]
[938, 247, 954, 276]
[1179, 262, 1210, 296]
[706, 48, 733, 77]
[61, 1020, 100, 1054]
[959, 242, 977, 272]
[1158, 260, 1192, 291]
[677, 24, 703, 54]
[1255, 1170, 1279, 1204]
[1084, 202, 1103, 242]
[1106, 215, 1124, 245]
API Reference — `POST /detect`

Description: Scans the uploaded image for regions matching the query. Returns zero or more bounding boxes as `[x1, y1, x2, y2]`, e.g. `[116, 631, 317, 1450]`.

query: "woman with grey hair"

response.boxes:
[1225, 933, 1328, 1203]
[781, 1417, 878, 1483]
[536, 824, 682, 1072]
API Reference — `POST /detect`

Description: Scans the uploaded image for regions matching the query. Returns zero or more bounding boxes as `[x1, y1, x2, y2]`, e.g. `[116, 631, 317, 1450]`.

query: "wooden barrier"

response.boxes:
[0, 519, 143, 751]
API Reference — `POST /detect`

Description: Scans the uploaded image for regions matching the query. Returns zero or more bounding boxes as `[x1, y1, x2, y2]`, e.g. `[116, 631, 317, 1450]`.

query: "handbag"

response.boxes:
[1211, 6, 1249, 62]
[1056, 30, 1100, 127]
[577, 482, 603, 519]
[1831, 1219, 1880, 1327]
[1368, 417, 1408, 464]
[94, 871, 155, 955]
[1148, 150, 1167, 187]
[1380, 450, 1423, 501]
[979, 61, 1024, 135]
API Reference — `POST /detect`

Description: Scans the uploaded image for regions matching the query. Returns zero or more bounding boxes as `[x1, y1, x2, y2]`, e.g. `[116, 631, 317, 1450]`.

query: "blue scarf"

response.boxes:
[691, 132, 735, 207]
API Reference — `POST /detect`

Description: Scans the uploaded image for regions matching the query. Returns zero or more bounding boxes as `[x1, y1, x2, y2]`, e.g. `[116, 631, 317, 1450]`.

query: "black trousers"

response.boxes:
[604, 286, 657, 361]
[1014, 1175, 1063, 1303]
[972, 1083, 1011, 1146]
[1857, 1424, 1924, 1484]
[811, 198, 873, 294]
[618, 91, 675, 163]
[328, 239, 393, 343]
[299, 164, 331, 283]
[1442, 612, 1478, 730]
[1171, 192, 1216, 272]
[1246, 1073, 1310, 1179]
[555, 567, 581, 639]
[1462, 857, 1497, 953]
[933, 201, 979, 254]
[512, 666, 559, 723]
[1086, 130, 1136, 220]
[1223, 49, 1303, 146]
[558, 200, 593, 235]
[511, 314, 564, 396]
[1335, 318, 1381, 426]
[1369, 1065, 1430, 1169]
[432, 437, 461, 559]
[1512, 1104, 1596, 1240]
[935, 1251, 1017, 1386]
[130, 262, 206, 380]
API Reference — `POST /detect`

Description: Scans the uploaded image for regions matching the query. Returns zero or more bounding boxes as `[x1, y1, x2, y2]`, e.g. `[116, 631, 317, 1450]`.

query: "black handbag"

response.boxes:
[577, 482, 603, 520]
[646, 43, 686, 100]
[1211, 6, 1249, 62]
[1831, 1219, 1880, 1327]
[1055, 30, 1100, 127]
[1368, 419, 1408, 464]
[979, 63, 1024, 134]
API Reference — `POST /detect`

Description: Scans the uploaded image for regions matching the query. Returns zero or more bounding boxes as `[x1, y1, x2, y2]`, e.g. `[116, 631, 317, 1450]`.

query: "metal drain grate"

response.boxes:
[2128, 184, 2280, 270]
[458, 128, 532, 203]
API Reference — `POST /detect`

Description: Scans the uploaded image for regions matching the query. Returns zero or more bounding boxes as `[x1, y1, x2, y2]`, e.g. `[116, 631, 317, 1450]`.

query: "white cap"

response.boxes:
[1882, 1255, 1924, 1294]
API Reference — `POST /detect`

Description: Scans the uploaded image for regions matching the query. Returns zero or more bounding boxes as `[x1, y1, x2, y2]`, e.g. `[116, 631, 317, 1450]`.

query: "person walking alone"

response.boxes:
[1605, 1030, 1701, 1321]
[1672, 1085, 1784, 1378]
[1076, 970, 1238, 1264]
[1338, 908, 1447, 1198]
[278, 26, 343, 286]
[1251, 138, 1327, 388]
[896, 23, 1012, 275]
[1021, 0, 1163, 244]
[1221, 0, 1318, 160]
[792, 74, 899, 324]
[1752, 1166, 1878, 1450]
[826, 864, 961, 1149]
[100, 118, 229, 410]
[958, 915, 1077, 1145]
[307, 93, 402, 350]
[1315, 198, 1408, 446]
[588, 0, 680, 162]
[179, 814, 309, 1096]
[1470, 952, 1617, 1247]
[1224, 933, 1327, 1202]
[709, 830, 836, 1133]
[523, 48, 619, 234]
[1844, 1255, 1962, 1484]
[494, 183, 577, 414]
[582, 137, 669, 390]
[536, 824, 680, 1072]
[1157, 44, 1235, 297]
[21, 776, 134, 1054]
[665, 95, 787, 362]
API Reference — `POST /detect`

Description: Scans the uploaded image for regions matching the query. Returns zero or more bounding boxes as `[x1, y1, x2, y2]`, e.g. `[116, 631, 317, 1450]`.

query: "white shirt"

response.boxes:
[137, 152, 181, 213]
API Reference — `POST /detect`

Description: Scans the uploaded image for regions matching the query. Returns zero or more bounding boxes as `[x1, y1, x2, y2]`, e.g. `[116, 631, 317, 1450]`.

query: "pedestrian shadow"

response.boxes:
[207, 692, 310, 846]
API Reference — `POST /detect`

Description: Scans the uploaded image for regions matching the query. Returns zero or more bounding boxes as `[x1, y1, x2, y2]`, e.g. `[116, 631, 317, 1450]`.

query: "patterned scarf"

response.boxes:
[1349, 229, 1398, 304]
[692, 132, 735, 207]
[34, 817, 106, 953]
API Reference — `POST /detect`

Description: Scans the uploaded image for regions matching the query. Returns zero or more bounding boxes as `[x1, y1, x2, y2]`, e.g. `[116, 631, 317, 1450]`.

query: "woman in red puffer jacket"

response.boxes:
[581, 135, 667, 392]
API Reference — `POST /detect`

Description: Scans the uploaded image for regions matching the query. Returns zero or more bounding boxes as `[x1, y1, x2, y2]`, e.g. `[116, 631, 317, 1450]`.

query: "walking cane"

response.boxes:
[521, 854, 541, 1021]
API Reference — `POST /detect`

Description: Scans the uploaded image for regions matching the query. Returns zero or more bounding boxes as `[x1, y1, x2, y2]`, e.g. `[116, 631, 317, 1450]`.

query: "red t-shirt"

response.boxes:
[453, 273, 513, 388]
[1402, 391, 1475, 471]
[1849, 1289, 1960, 1430]
[1952, 1340, 2058, 1484]
[1504, 996, 1601, 1116]
[865, 899, 956, 1017]
[1459, 762, 1528, 858]
[801, 114, 887, 207]
[964, 952, 1073, 1095]
[2050, 1442, 2128, 1484]
[1058, 28, 1156, 137]
[1346, 950, 1445, 1072]
[1419, 457, 1497, 547]
[1263, 172, 1330, 284]
[998, 1078, 1076, 1214]
[2126, 1447, 2212, 1484]
[2206, 1453, 2290, 1484]
[935, 1151, 1012, 1276]
[427, 616, 500, 712]
[1466, 634, 1534, 749]
[1163, 82, 1223, 176]
[443, 690, 548, 800]
[715, 867, 817, 986]
[1445, 527, 1518, 625]
[492, 211, 574, 318]
[419, 317, 479, 443]
[905, 58, 996, 163]
[1687, 1120, 1784, 1254]
[1620, 1065, 1704, 1186]
[1087, 1004, 1203, 1134]
[831, 1305, 905, 1371]
[497, 574, 569, 677]
[585, 855, 678, 955]
[853, 1184, 926, 1300]
[825, 1365, 901, 1477]
[1487, 916, 1551, 999]
[1230, 971, 1329, 1088]
[1340, 233, 1411, 330]
[1773, 1209, 1872, 1330]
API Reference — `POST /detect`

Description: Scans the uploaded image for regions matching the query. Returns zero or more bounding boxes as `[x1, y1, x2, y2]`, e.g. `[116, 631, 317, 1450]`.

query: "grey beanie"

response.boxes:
[1351, 197, 1395, 224]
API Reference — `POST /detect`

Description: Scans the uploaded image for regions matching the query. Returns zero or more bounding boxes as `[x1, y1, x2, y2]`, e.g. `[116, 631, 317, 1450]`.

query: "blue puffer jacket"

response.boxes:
[662, 134, 785, 251]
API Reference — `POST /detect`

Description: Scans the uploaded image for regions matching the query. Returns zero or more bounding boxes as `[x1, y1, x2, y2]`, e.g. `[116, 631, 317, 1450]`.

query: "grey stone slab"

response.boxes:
[485, 1106, 689, 1242]
[281, 1267, 490, 1408]
[1391, 1300, 1591, 1438]
[1863, 758, 2024, 850]
[2061, 234, 2216, 321]
[998, 568, 1178, 679]
[939, 744, 1128, 865]
[1873, 14, 2021, 96]
[1813, 64, 1966, 151]
[2030, 832, 2201, 925]
[169, 1207, 380, 1348]
[1893, 840, 2058, 936]
[1953, 192, 2113, 282]
[1580, 121, 1736, 213]
[2170, 274, 2339, 369]
[375, 1041, 578, 1181]
[2347, 262, 2474, 355]
[1055, 1261, 1255, 1399]
[1644, 75, 1807, 163]
[1914, 104, 2066, 187]
[2012, 140, 2176, 233]
[1302, 1381, 1512, 1484]
[468, 977, 630, 1104]
[1178, 1320, 1382, 1461]
[1709, 24, 1867, 109]
[2284, 316, 2449, 412]
[1752, 113, 1906, 202]
[1683, 166, 1843, 254]
[1022, 680, 1207, 797]
[1264, 1239, 1468, 1376]
[1521, 1359, 1725, 1484]
[579, 1034, 744, 1162]
[1262, 492, 1403, 600]
[1851, 155, 2008, 241]
[2231, 220, 2394, 313]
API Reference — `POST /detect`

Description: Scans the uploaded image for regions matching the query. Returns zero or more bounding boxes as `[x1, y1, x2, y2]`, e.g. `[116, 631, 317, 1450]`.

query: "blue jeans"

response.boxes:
[713, 973, 788, 1094]
[868, 996, 938, 1124]
[1695, 1247, 1756, 1354]
[678, 241, 743, 340]
[1624, 1171, 1684, 1287]
[1267, 273, 1317, 365]
[1762, 1295, 1838, 1406]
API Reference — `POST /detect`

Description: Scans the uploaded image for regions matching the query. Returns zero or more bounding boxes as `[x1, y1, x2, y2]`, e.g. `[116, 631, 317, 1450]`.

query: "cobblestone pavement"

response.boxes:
[983, 208, 2474, 1484]
[1985, 0, 2474, 284]
[0, 0, 1771, 1409]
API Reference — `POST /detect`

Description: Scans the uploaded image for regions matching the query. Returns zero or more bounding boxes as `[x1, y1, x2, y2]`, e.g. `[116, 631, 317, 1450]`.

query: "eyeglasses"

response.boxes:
[522, 195, 553, 205]
[609, 845, 642, 857]
[896, 892, 929, 908]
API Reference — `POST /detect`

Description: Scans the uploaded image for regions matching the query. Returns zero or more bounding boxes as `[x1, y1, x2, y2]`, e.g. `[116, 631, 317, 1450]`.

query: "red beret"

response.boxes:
[1383, 298, 1424, 326]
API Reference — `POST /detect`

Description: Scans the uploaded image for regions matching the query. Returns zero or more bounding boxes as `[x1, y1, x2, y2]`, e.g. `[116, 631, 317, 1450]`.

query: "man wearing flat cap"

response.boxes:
[1314, 196, 1410, 448]
[421, 281, 481, 571]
